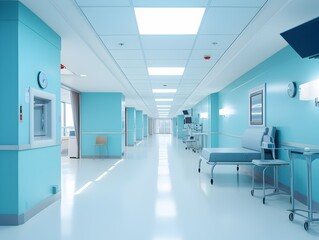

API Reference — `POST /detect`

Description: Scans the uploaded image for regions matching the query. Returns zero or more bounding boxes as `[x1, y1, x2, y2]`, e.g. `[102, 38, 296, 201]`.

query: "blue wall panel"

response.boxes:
[177, 115, 184, 139]
[172, 118, 177, 137]
[126, 107, 136, 146]
[218, 46, 319, 200]
[136, 110, 143, 140]
[81, 92, 124, 157]
[143, 114, 148, 137]
[0, 2, 61, 222]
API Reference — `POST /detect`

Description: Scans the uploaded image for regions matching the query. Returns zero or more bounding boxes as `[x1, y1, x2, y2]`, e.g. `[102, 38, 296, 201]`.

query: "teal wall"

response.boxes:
[192, 94, 219, 147]
[136, 110, 143, 141]
[177, 115, 184, 139]
[126, 107, 136, 146]
[0, 2, 61, 223]
[81, 93, 125, 158]
[218, 46, 319, 201]
[172, 118, 177, 137]
[143, 114, 148, 137]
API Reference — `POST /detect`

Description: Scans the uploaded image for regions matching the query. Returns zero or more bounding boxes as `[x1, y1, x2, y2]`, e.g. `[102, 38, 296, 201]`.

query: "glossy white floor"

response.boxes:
[0, 134, 318, 239]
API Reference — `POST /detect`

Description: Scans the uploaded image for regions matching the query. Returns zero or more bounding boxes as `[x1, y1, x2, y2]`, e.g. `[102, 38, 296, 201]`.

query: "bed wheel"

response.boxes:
[210, 179, 214, 185]
[198, 168, 201, 173]
[289, 213, 294, 221]
[304, 221, 309, 231]
[236, 165, 239, 171]
[262, 197, 265, 204]
[251, 190, 254, 196]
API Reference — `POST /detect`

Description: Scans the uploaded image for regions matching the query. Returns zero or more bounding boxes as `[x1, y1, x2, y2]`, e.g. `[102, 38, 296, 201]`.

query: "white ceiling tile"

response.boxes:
[144, 50, 191, 60]
[177, 88, 194, 94]
[126, 75, 149, 80]
[122, 67, 148, 75]
[194, 35, 237, 50]
[141, 35, 196, 49]
[117, 59, 146, 68]
[149, 76, 182, 81]
[130, 79, 149, 85]
[183, 67, 209, 78]
[151, 82, 179, 88]
[101, 35, 141, 50]
[210, 0, 267, 7]
[132, 0, 209, 7]
[187, 59, 217, 68]
[109, 50, 144, 59]
[199, 7, 260, 34]
[76, 0, 130, 6]
[190, 49, 223, 60]
[81, 7, 139, 35]
[146, 59, 187, 67]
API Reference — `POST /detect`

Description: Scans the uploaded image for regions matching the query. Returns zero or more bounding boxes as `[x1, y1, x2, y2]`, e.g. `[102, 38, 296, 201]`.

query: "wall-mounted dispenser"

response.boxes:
[30, 88, 56, 147]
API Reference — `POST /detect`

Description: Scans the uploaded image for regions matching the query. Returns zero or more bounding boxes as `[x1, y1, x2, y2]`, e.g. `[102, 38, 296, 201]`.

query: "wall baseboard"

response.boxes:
[0, 192, 61, 226]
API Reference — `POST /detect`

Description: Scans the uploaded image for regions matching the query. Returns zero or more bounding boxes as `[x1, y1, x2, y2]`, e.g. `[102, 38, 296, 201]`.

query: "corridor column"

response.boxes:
[0, 2, 61, 225]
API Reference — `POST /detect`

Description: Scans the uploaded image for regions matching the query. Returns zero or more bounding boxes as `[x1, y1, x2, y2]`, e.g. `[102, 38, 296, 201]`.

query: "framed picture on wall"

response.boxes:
[249, 84, 265, 126]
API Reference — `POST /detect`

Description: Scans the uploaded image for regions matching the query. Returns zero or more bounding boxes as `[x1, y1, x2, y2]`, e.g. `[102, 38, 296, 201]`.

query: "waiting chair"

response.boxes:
[95, 136, 107, 158]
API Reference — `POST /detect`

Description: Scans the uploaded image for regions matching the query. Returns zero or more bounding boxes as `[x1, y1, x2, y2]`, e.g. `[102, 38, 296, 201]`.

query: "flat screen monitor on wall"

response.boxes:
[185, 117, 192, 124]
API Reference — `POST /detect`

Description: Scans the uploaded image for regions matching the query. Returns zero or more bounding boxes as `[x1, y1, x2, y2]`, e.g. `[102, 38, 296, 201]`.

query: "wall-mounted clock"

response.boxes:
[287, 81, 297, 98]
[37, 71, 48, 89]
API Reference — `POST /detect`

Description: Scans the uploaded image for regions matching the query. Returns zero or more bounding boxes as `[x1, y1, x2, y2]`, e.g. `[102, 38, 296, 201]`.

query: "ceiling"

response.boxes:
[19, 0, 319, 118]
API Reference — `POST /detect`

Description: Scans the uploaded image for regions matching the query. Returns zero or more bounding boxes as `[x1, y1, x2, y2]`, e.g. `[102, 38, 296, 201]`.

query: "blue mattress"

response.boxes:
[201, 147, 262, 163]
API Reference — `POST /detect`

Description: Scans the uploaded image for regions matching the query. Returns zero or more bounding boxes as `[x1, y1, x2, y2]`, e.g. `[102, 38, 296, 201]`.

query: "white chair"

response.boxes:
[95, 136, 107, 158]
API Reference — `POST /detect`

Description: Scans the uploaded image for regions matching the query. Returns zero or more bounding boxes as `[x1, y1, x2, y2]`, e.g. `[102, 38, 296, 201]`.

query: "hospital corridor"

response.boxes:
[0, 134, 317, 240]
[1, 0, 319, 239]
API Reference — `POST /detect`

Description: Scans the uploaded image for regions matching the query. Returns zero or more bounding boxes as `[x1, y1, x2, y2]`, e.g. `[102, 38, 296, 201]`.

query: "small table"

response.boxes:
[288, 149, 319, 231]
[251, 159, 289, 204]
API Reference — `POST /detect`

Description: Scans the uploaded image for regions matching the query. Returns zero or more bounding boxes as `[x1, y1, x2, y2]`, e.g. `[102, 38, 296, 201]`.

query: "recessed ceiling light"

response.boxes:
[158, 109, 170, 111]
[152, 89, 177, 93]
[155, 98, 173, 102]
[80, 74, 87, 77]
[135, 8, 205, 35]
[148, 67, 184, 76]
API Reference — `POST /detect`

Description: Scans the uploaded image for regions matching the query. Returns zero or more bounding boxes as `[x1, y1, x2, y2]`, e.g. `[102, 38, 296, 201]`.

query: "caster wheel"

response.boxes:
[210, 179, 214, 185]
[251, 190, 254, 196]
[304, 221, 309, 231]
[262, 197, 265, 204]
[237, 166, 239, 171]
[198, 168, 201, 173]
[289, 213, 294, 221]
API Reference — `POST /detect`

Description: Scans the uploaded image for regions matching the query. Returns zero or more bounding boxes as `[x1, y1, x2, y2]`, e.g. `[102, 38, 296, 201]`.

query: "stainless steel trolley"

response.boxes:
[288, 149, 319, 231]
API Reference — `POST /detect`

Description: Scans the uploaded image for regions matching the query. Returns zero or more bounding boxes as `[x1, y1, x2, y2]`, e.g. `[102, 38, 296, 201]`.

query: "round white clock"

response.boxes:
[37, 71, 48, 89]
[287, 81, 296, 98]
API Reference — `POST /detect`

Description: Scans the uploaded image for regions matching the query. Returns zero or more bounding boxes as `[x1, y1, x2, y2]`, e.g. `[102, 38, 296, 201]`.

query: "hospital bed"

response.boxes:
[198, 127, 276, 185]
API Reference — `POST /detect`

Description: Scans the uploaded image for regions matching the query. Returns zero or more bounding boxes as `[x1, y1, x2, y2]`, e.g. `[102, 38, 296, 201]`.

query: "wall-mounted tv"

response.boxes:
[280, 17, 319, 59]
[182, 110, 189, 115]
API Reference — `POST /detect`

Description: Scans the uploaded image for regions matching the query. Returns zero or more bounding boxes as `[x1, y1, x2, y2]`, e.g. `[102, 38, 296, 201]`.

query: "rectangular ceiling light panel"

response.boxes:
[155, 98, 173, 102]
[148, 67, 184, 76]
[157, 105, 171, 108]
[135, 8, 205, 35]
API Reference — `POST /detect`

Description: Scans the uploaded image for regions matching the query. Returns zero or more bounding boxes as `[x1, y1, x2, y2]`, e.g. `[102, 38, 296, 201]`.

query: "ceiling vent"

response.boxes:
[280, 17, 319, 59]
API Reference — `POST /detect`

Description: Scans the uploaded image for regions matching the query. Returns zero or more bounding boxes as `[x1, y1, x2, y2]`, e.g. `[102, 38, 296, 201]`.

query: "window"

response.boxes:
[61, 102, 74, 137]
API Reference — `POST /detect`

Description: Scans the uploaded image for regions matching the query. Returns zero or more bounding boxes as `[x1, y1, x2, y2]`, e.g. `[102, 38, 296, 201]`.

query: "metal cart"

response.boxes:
[288, 149, 319, 231]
